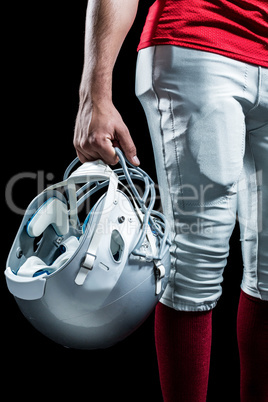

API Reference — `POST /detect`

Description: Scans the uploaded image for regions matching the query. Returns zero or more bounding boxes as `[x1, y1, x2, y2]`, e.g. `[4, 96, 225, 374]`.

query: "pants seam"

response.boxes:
[151, 47, 177, 305]
[248, 133, 260, 296]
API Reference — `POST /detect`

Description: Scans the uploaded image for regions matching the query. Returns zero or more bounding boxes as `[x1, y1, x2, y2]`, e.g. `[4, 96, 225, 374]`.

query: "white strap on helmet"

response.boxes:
[45, 160, 116, 226]
[74, 169, 118, 285]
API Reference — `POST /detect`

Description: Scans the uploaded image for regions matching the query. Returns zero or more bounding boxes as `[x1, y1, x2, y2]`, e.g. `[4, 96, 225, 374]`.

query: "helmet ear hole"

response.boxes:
[110, 230, 124, 262]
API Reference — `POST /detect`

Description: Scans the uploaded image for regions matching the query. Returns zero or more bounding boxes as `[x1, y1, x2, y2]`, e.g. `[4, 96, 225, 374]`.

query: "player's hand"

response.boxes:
[73, 100, 140, 166]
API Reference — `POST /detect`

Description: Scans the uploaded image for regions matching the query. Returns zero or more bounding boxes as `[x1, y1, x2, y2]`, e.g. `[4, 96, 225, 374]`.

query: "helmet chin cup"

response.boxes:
[5, 149, 171, 349]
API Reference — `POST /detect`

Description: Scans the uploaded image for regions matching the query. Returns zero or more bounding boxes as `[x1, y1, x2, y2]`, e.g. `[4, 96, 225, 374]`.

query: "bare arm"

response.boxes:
[74, 0, 140, 165]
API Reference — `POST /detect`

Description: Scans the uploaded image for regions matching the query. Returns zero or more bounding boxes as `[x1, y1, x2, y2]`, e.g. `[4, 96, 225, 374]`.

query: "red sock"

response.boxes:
[154, 302, 212, 402]
[237, 290, 268, 402]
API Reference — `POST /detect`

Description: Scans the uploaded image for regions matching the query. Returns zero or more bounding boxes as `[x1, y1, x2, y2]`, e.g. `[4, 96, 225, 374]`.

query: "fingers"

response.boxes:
[75, 131, 140, 166]
[74, 126, 120, 165]
[73, 103, 140, 166]
[114, 122, 140, 166]
[96, 137, 120, 165]
[75, 137, 119, 165]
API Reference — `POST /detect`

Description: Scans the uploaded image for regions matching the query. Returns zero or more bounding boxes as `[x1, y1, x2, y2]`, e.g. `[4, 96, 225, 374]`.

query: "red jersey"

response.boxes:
[138, 0, 268, 67]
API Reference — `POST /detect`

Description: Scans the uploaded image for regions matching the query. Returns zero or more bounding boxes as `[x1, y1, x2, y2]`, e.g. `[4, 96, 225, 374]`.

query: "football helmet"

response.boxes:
[5, 148, 171, 349]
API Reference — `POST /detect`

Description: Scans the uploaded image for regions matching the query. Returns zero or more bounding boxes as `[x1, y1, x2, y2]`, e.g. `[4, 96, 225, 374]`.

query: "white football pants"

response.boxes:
[136, 45, 268, 311]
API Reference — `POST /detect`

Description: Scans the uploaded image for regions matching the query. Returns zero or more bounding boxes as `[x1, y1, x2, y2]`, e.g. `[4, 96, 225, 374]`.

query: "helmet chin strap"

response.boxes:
[17, 236, 80, 277]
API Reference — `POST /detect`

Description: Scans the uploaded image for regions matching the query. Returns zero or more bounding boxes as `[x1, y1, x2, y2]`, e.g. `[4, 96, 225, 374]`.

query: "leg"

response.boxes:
[136, 46, 249, 400]
[237, 66, 268, 401]
[239, 69, 268, 300]
[136, 46, 248, 311]
[237, 291, 268, 402]
[155, 303, 212, 402]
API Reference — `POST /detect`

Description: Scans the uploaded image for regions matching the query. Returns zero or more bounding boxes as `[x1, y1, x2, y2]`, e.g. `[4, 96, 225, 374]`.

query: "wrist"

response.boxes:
[79, 83, 112, 109]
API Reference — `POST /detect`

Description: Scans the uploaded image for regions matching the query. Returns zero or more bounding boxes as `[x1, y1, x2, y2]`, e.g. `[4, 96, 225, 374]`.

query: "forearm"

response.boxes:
[79, 0, 139, 105]
[74, 0, 140, 165]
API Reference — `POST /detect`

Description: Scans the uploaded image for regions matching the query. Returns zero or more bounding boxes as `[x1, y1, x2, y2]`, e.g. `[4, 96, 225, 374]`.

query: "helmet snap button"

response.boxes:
[118, 216, 125, 224]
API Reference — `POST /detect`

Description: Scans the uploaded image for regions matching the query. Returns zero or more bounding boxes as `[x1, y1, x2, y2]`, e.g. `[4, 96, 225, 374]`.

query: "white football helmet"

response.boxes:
[5, 148, 171, 349]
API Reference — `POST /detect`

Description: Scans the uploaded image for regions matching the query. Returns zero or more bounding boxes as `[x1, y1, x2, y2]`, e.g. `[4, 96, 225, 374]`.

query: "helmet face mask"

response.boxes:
[5, 149, 171, 349]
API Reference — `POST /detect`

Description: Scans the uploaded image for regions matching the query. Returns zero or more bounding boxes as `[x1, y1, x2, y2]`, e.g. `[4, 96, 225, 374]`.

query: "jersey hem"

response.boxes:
[137, 40, 268, 68]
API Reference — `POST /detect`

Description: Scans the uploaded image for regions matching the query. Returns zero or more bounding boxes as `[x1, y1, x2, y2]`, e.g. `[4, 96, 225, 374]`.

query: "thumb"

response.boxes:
[127, 152, 140, 166]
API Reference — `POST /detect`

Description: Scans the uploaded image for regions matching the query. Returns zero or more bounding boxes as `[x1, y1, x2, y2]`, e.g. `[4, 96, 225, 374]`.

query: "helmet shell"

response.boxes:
[6, 185, 170, 349]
